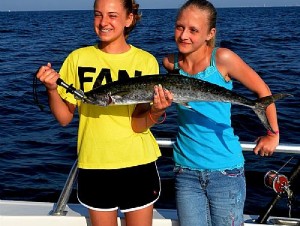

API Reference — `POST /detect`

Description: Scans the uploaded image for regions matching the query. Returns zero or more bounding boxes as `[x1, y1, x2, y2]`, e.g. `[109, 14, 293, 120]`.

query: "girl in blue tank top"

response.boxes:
[163, 0, 280, 225]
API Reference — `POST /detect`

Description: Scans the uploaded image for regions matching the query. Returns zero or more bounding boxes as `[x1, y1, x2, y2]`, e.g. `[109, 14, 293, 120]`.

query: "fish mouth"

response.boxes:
[107, 94, 114, 105]
[84, 94, 113, 107]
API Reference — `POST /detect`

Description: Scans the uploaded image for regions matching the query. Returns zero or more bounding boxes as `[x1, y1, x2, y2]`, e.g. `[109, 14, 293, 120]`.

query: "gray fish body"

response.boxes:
[84, 74, 255, 107]
[76, 73, 291, 133]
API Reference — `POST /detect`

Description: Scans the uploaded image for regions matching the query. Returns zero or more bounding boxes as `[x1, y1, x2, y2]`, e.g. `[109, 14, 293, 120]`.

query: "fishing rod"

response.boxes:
[256, 158, 300, 224]
[33, 74, 87, 111]
[56, 78, 86, 101]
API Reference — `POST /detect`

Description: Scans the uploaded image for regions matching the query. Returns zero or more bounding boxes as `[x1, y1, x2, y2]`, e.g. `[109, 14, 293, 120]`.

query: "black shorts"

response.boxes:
[77, 162, 161, 212]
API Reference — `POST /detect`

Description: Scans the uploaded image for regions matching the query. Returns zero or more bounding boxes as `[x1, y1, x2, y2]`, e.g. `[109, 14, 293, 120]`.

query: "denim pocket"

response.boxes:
[221, 167, 244, 177]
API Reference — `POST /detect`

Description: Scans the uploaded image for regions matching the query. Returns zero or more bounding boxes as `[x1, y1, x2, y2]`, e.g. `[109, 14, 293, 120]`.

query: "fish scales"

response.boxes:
[56, 73, 292, 133]
[85, 74, 256, 107]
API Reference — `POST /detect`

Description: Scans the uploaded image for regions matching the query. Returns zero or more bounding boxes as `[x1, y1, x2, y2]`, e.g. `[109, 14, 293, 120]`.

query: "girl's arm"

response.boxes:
[216, 48, 279, 156]
[36, 63, 75, 126]
[131, 85, 173, 133]
[162, 54, 175, 72]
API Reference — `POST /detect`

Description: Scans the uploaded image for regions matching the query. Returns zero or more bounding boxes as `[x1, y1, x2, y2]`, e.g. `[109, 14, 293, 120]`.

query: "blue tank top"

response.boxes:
[173, 48, 244, 170]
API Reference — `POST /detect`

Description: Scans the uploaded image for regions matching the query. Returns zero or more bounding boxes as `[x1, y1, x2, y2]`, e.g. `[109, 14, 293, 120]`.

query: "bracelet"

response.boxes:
[149, 111, 166, 124]
[267, 130, 279, 136]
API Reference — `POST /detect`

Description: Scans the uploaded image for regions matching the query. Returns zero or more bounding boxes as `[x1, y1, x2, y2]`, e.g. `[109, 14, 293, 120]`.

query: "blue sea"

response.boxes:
[0, 7, 299, 217]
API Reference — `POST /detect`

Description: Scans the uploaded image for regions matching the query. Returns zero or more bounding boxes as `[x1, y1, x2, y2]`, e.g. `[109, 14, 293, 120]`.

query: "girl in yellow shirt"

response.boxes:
[36, 0, 173, 225]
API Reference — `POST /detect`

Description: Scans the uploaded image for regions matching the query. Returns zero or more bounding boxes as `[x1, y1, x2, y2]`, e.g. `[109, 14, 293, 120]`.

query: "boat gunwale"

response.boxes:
[157, 138, 300, 154]
[1, 140, 299, 226]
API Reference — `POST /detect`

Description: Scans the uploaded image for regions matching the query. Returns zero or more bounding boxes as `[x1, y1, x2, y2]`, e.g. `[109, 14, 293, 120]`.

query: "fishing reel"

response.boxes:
[264, 170, 291, 195]
[264, 170, 295, 217]
[256, 160, 300, 223]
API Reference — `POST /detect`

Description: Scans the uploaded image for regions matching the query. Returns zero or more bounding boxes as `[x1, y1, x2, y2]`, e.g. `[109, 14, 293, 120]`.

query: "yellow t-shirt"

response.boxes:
[57, 44, 161, 169]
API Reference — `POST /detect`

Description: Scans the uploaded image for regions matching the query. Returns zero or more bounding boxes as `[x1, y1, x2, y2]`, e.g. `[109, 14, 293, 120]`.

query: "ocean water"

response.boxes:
[0, 7, 299, 217]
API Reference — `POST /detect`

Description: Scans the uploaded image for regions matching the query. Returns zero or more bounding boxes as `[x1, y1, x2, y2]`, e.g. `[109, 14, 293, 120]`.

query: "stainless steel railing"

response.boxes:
[51, 140, 300, 216]
[51, 159, 78, 216]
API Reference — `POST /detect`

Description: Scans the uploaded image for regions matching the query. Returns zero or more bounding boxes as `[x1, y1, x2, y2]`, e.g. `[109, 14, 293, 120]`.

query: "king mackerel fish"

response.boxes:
[59, 73, 292, 133]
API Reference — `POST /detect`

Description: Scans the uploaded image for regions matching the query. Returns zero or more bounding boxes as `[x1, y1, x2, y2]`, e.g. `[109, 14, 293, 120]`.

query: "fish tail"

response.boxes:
[253, 93, 293, 133]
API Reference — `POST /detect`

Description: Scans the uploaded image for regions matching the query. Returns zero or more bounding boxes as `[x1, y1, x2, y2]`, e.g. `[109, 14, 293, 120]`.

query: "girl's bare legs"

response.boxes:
[89, 204, 154, 226]
[125, 204, 154, 226]
[89, 209, 118, 226]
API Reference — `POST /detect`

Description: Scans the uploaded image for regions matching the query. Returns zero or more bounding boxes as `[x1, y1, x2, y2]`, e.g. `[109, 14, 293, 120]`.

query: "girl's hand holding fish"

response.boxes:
[152, 84, 173, 113]
[132, 84, 173, 133]
[148, 84, 173, 124]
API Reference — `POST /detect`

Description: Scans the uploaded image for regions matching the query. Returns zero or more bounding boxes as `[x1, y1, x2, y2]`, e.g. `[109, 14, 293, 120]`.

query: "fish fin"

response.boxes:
[92, 69, 113, 89]
[176, 102, 192, 108]
[179, 102, 190, 107]
[253, 93, 293, 133]
[93, 77, 104, 89]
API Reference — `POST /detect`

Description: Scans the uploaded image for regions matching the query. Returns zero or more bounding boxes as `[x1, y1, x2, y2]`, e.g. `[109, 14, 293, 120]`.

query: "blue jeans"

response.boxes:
[174, 167, 246, 226]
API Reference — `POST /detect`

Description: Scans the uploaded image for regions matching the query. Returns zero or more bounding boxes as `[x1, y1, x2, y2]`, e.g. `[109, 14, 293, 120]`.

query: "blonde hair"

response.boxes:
[178, 0, 217, 47]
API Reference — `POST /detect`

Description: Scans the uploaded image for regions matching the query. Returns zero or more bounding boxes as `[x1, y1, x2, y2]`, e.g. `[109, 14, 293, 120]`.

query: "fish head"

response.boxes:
[84, 93, 113, 107]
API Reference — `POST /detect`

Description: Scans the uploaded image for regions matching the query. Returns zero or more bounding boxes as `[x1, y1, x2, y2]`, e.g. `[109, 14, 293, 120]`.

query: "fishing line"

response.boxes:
[32, 70, 45, 111]
[277, 156, 294, 173]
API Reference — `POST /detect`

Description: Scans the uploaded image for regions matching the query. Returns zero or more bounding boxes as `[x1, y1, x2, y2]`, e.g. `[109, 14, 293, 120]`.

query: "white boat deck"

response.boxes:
[0, 199, 283, 226]
[1, 141, 299, 226]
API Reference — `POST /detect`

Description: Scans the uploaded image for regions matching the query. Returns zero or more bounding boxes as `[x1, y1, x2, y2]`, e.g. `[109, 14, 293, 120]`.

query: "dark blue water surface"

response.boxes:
[0, 7, 299, 217]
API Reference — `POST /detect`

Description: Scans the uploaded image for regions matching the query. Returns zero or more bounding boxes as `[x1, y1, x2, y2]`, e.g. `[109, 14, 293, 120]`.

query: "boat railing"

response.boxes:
[51, 139, 300, 216]
[51, 158, 78, 216]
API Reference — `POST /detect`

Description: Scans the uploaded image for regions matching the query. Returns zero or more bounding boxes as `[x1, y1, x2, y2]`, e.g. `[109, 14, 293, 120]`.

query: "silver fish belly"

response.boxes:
[58, 73, 292, 133]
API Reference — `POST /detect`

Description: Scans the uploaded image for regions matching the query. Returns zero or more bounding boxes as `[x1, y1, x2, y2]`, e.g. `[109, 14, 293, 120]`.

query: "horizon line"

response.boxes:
[1, 5, 300, 12]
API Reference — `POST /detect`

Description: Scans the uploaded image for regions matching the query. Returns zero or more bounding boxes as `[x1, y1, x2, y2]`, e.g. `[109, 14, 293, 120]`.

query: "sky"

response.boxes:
[0, 0, 299, 11]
